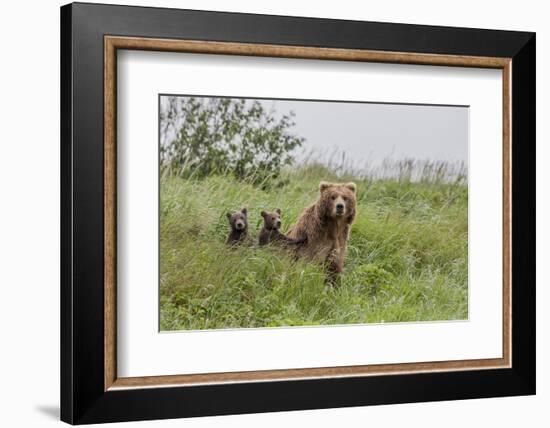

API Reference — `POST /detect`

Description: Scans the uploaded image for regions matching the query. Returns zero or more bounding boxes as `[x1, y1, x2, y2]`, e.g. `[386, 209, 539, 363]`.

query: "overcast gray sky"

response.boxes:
[161, 96, 469, 171]
[258, 99, 468, 167]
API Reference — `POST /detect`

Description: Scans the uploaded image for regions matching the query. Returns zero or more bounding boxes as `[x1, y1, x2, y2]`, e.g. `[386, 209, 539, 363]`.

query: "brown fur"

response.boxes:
[226, 208, 249, 246]
[259, 208, 307, 247]
[286, 181, 357, 277]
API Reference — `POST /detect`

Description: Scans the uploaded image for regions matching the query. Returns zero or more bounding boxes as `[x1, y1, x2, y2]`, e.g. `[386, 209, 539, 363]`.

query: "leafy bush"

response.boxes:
[348, 264, 393, 292]
[160, 97, 304, 184]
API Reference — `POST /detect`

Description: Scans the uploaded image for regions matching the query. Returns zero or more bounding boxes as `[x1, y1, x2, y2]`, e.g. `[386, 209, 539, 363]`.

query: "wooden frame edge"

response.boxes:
[103, 35, 512, 391]
[110, 358, 508, 390]
[502, 61, 513, 369]
[105, 35, 511, 68]
[104, 36, 117, 390]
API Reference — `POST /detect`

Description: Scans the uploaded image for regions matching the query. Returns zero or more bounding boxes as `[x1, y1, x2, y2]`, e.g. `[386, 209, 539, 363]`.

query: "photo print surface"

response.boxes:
[159, 95, 469, 331]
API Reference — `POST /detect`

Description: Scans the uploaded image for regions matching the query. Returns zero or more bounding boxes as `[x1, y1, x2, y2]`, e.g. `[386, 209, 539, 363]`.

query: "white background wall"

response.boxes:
[0, 0, 545, 426]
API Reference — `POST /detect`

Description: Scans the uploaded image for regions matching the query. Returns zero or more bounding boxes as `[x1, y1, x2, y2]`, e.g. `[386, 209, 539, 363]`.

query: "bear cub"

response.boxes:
[226, 208, 249, 245]
[259, 208, 307, 247]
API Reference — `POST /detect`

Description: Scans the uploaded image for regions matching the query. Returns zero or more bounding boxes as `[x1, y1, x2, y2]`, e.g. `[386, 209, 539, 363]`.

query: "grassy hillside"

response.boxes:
[160, 164, 468, 331]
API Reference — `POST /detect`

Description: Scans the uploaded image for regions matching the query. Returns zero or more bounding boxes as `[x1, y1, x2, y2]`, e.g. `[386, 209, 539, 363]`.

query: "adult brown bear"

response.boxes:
[286, 181, 357, 278]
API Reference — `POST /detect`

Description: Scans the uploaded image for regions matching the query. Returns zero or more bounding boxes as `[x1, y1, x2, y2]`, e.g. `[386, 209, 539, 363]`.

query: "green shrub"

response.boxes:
[160, 97, 304, 185]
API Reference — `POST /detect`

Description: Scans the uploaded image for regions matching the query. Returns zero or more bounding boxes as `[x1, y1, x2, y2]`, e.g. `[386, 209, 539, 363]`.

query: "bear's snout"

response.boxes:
[235, 220, 245, 230]
[334, 196, 346, 216]
[275, 219, 282, 229]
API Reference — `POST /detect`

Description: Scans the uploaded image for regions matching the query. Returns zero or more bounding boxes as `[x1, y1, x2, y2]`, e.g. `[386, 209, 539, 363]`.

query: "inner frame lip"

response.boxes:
[104, 35, 512, 391]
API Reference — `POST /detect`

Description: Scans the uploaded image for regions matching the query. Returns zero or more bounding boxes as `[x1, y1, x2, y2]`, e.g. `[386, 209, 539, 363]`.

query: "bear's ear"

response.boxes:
[344, 182, 357, 193]
[261, 210, 267, 217]
[241, 208, 248, 215]
[319, 181, 333, 192]
[276, 208, 282, 215]
[226, 212, 232, 220]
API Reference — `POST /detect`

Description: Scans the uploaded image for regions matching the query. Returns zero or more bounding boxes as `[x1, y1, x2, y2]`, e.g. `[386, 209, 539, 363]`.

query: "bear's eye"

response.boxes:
[331, 195, 337, 200]
[342, 196, 348, 201]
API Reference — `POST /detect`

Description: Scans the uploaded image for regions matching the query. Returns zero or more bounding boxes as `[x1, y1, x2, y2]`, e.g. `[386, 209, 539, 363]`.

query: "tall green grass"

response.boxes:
[160, 162, 468, 331]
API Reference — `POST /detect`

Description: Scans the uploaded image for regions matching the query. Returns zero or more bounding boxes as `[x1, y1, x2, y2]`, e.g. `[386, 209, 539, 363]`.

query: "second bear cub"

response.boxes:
[259, 208, 307, 247]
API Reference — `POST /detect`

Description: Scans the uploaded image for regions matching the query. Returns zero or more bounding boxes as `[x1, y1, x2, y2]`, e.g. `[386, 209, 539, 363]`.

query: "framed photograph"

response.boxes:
[60, 2, 535, 424]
